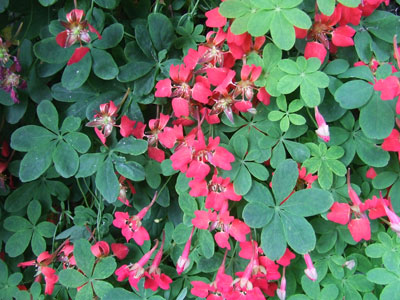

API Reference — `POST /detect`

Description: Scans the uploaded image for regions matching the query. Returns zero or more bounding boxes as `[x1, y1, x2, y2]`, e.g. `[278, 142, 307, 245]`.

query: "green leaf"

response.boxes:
[53, 141, 79, 178]
[60, 116, 81, 133]
[5, 230, 33, 257]
[289, 114, 306, 125]
[61, 53, 92, 90]
[11, 125, 56, 152]
[326, 159, 346, 176]
[317, 0, 335, 15]
[93, 0, 117, 8]
[284, 140, 310, 163]
[148, 13, 176, 51]
[76, 281, 94, 300]
[59, 269, 88, 288]
[261, 213, 286, 260]
[114, 137, 148, 155]
[93, 23, 124, 49]
[33, 37, 72, 64]
[36, 221, 56, 237]
[279, 59, 300, 75]
[247, 10, 273, 36]
[115, 161, 145, 182]
[324, 59, 350, 75]
[64, 132, 91, 153]
[31, 231, 46, 256]
[360, 94, 394, 140]
[281, 188, 334, 217]
[334, 80, 373, 109]
[354, 31, 373, 63]
[91, 48, 119, 80]
[366, 268, 398, 284]
[103, 288, 137, 300]
[178, 194, 197, 216]
[269, 110, 285, 121]
[38, 0, 57, 6]
[281, 211, 316, 254]
[27, 200, 41, 225]
[199, 230, 215, 259]
[76, 153, 105, 178]
[95, 158, 119, 202]
[280, 115, 290, 131]
[338, 0, 360, 7]
[243, 202, 274, 228]
[246, 162, 269, 180]
[380, 282, 400, 300]
[37, 100, 59, 133]
[19, 143, 55, 182]
[318, 162, 333, 190]
[219, 0, 251, 18]
[232, 134, 248, 158]
[244, 181, 274, 205]
[354, 132, 389, 167]
[270, 12, 295, 50]
[282, 8, 311, 29]
[4, 182, 37, 212]
[300, 80, 321, 107]
[272, 159, 298, 203]
[117, 61, 154, 83]
[73, 239, 95, 277]
[277, 75, 302, 94]
[92, 256, 117, 279]
[233, 165, 252, 195]
[390, 181, 400, 213]
[4, 216, 32, 232]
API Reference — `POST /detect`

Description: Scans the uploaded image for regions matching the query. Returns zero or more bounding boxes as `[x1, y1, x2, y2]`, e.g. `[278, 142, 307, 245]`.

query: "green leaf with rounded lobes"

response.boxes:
[277, 75, 302, 94]
[64, 132, 91, 153]
[317, 0, 335, 16]
[117, 61, 155, 83]
[281, 211, 316, 254]
[300, 80, 321, 107]
[5, 230, 33, 257]
[53, 141, 79, 178]
[4, 216, 32, 232]
[93, 23, 124, 49]
[245, 162, 269, 180]
[27, 200, 41, 225]
[219, 0, 251, 18]
[278, 59, 300, 74]
[73, 239, 95, 277]
[243, 202, 274, 228]
[115, 161, 145, 182]
[11, 125, 56, 152]
[270, 11, 295, 50]
[92, 256, 117, 279]
[60, 116, 81, 134]
[95, 157, 119, 203]
[272, 159, 298, 203]
[92, 280, 114, 298]
[59, 269, 88, 288]
[91, 48, 119, 80]
[326, 159, 346, 176]
[282, 8, 311, 29]
[261, 213, 286, 260]
[33, 37, 72, 64]
[233, 165, 252, 195]
[354, 131, 389, 167]
[36, 221, 56, 238]
[360, 94, 394, 140]
[284, 140, 310, 163]
[244, 181, 274, 205]
[367, 268, 398, 285]
[318, 162, 333, 190]
[61, 53, 92, 91]
[37, 100, 59, 133]
[19, 142, 55, 182]
[148, 13, 176, 51]
[76, 153, 105, 178]
[114, 137, 148, 156]
[247, 10, 273, 37]
[31, 231, 46, 256]
[199, 230, 215, 259]
[334, 80, 373, 109]
[281, 188, 334, 217]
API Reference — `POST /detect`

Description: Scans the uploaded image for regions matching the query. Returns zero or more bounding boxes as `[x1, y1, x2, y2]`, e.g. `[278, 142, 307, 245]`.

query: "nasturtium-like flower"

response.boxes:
[56, 9, 101, 65]
[86, 101, 118, 145]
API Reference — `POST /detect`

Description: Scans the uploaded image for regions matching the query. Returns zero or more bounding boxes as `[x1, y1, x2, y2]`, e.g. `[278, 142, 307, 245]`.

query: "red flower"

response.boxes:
[314, 106, 330, 142]
[111, 243, 129, 260]
[303, 253, 317, 281]
[176, 227, 195, 275]
[56, 9, 101, 65]
[91, 241, 110, 258]
[119, 115, 145, 139]
[86, 101, 118, 145]
[205, 8, 227, 28]
[381, 129, 400, 160]
[112, 192, 157, 245]
[144, 232, 173, 291]
[304, 42, 327, 64]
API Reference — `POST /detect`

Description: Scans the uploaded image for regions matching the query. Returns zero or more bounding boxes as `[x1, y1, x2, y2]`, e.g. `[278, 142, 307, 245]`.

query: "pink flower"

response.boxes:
[111, 243, 129, 260]
[86, 101, 118, 145]
[115, 240, 159, 290]
[177, 227, 195, 275]
[205, 8, 227, 28]
[314, 106, 330, 142]
[303, 253, 317, 281]
[382, 129, 400, 160]
[304, 42, 327, 64]
[144, 232, 173, 291]
[119, 115, 145, 139]
[112, 192, 158, 245]
[91, 241, 110, 258]
[56, 9, 101, 65]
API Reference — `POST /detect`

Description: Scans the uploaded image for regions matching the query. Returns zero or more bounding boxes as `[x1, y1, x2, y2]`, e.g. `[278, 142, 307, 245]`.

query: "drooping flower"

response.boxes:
[56, 9, 102, 65]
[86, 101, 118, 145]
[91, 241, 110, 258]
[115, 240, 159, 290]
[314, 106, 330, 142]
[303, 253, 317, 282]
[144, 232, 173, 291]
[176, 227, 195, 275]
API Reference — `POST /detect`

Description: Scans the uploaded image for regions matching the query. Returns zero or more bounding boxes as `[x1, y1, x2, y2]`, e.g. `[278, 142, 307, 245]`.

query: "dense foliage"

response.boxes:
[1, 0, 400, 299]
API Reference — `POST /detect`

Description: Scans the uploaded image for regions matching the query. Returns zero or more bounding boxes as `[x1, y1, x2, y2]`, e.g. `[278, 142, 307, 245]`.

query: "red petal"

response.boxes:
[305, 42, 327, 64]
[205, 8, 227, 28]
[67, 47, 90, 65]
[327, 202, 351, 225]
[111, 243, 129, 260]
[172, 97, 189, 118]
[56, 31, 68, 48]
[348, 218, 371, 242]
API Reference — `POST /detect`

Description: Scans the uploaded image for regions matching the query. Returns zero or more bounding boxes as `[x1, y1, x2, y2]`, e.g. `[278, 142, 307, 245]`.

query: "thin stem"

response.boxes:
[76, 178, 89, 207]
[306, 107, 318, 128]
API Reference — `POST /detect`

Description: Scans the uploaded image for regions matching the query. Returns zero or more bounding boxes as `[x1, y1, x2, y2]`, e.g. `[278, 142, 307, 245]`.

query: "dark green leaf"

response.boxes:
[91, 48, 119, 80]
[282, 189, 334, 217]
[243, 202, 274, 228]
[73, 239, 95, 276]
[95, 158, 119, 202]
[5, 230, 33, 257]
[11, 125, 56, 152]
[61, 53, 92, 90]
[272, 159, 298, 203]
[334, 80, 373, 109]
[117, 61, 154, 83]
[19, 143, 55, 182]
[148, 13, 176, 51]
[64, 132, 91, 153]
[33, 38, 72, 64]
[115, 161, 145, 181]
[114, 137, 148, 155]
[199, 230, 214, 259]
[261, 213, 286, 260]
[59, 269, 88, 288]
[53, 141, 79, 178]
[37, 101, 58, 133]
[92, 256, 116, 279]
[93, 23, 124, 49]
[27, 200, 41, 225]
